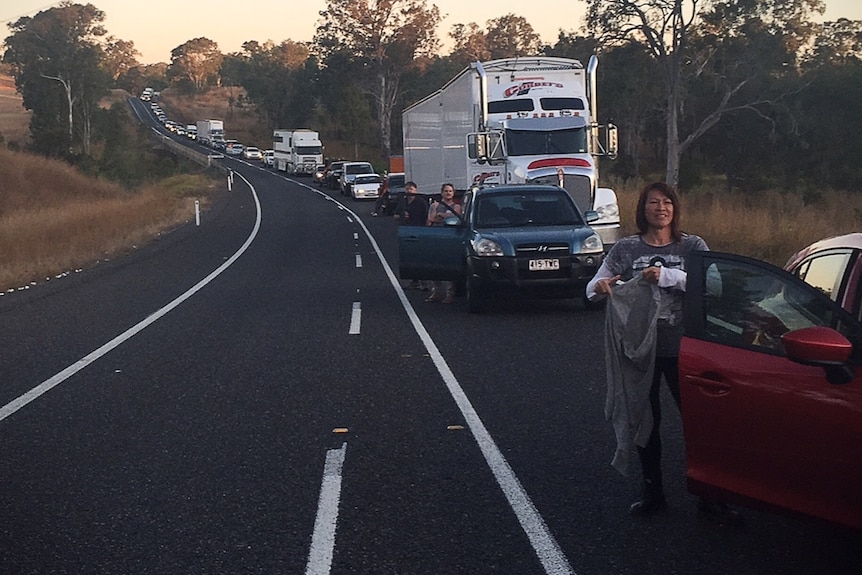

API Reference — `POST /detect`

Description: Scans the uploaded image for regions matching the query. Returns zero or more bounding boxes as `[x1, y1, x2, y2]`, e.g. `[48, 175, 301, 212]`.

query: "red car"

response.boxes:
[679, 245, 862, 530]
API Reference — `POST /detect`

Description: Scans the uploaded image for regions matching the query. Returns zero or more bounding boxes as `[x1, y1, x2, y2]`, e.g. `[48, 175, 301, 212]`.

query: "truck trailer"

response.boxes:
[273, 129, 323, 175]
[196, 119, 224, 147]
[402, 56, 620, 246]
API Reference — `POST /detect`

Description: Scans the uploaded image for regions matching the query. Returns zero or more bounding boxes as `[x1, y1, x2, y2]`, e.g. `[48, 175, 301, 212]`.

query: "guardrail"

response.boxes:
[149, 129, 228, 174]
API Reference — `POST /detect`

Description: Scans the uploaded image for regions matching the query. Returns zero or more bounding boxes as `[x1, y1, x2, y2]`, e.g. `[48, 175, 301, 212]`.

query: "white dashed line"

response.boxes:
[348, 302, 361, 334]
[305, 442, 348, 575]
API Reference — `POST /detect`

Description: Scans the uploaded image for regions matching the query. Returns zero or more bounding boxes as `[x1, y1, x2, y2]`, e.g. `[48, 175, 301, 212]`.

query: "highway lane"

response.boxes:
[1, 134, 860, 573]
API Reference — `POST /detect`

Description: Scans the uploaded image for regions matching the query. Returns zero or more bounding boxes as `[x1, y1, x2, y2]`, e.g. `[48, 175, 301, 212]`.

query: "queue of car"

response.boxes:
[137, 82, 861, 529]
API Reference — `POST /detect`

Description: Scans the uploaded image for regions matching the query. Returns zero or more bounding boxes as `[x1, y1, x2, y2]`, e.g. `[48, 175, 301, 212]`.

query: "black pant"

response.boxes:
[637, 355, 681, 499]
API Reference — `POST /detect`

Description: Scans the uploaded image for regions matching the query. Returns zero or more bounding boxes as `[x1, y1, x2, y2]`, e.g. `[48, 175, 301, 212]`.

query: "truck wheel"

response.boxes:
[466, 276, 487, 314]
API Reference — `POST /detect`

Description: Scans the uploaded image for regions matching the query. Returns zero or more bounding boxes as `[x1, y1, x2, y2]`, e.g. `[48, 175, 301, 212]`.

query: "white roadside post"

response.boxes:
[195, 199, 200, 226]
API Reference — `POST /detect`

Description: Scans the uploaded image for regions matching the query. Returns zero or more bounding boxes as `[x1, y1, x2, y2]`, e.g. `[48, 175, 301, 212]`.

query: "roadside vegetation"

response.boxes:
[1, 2, 861, 291]
[0, 146, 220, 292]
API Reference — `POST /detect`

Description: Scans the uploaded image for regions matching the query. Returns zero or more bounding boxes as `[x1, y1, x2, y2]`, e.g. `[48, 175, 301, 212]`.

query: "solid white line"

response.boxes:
[0, 173, 262, 423]
[296, 183, 575, 574]
[355, 254, 363, 268]
[305, 442, 348, 575]
[348, 302, 361, 335]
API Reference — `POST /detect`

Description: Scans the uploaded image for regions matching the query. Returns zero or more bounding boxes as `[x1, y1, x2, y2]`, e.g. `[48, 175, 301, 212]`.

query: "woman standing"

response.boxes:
[586, 182, 740, 524]
[425, 183, 462, 303]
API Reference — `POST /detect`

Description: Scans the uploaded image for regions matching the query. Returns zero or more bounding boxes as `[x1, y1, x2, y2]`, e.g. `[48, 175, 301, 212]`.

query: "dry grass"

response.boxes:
[611, 177, 862, 266]
[0, 74, 30, 149]
[0, 147, 220, 291]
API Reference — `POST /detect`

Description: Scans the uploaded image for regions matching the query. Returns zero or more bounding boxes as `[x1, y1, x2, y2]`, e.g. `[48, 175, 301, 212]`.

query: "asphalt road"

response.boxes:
[1, 124, 860, 573]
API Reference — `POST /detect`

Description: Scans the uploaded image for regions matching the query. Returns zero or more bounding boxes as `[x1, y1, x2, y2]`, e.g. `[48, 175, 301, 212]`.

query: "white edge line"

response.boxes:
[0, 173, 262, 422]
[305, 442, 348, 575]
[292, 180, 574, 575]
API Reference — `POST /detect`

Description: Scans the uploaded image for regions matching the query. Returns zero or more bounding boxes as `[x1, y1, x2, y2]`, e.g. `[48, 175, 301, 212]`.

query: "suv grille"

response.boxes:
[516, 243, 569, 254]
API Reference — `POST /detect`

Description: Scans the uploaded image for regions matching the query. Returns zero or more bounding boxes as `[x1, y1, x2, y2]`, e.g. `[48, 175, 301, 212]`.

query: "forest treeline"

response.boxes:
[3, 0, 862, 192]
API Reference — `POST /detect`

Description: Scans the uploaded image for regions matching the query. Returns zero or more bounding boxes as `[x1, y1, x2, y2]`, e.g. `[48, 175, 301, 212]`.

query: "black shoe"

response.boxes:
[697, 500, 744, 526]
[629, 496, 667, 517]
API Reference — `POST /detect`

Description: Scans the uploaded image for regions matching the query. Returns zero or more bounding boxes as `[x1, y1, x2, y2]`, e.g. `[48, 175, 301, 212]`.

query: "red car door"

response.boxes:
[680, 251, 862, 529]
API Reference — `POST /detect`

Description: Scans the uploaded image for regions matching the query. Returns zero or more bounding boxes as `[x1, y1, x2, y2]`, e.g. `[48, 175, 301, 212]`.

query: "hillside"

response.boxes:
[0, 74, 30, 148]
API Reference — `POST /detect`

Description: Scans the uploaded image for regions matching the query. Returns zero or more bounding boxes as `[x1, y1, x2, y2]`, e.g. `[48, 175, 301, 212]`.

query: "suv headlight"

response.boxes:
[579, 233, 603, 253]
[473, 238, 503, 256]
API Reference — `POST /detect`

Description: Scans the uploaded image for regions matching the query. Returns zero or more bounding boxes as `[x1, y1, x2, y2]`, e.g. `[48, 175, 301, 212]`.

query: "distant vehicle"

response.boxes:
[398, 184, 603, 313]
[339, 161, 374, 196]
[243, 146, 262, 160]
[186, 125, 197, 140]
[350, 173, 383, 200]
[679, 247, 862, 530]
[197, 119, 224, 147]
[326, 161, 345, 189]
[273, 129, 323, 175]
[262, 149, 275, 167]
[224, 141, 244, 156]
[312, 164, 327, 185]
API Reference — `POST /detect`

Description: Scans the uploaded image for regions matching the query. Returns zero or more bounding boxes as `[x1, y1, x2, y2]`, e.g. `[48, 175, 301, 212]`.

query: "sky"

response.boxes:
[3, 0, 862, 64]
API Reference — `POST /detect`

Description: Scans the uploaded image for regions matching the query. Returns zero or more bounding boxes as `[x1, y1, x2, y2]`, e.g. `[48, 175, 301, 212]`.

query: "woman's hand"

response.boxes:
[595, 275, 622, 295]
[642, 266, 662, 284]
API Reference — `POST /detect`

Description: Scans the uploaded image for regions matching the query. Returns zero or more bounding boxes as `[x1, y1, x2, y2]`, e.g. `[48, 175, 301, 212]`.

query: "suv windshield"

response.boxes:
[475, 192, 582, 228]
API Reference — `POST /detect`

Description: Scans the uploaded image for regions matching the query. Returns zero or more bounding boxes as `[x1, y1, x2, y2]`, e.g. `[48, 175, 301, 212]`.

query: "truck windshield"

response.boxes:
[505, 127, 587, 156]
[296, 146, 322, 154]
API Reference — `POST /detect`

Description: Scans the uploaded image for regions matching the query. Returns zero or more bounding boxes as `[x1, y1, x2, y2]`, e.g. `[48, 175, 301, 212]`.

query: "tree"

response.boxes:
[484, 14, 543, 59]
[314, 0, 442, 157]
[583, 0, 825, 189]
[102, 36, 140, 82]
[168, 37, 223, 92]
[3, 2, 112, 156]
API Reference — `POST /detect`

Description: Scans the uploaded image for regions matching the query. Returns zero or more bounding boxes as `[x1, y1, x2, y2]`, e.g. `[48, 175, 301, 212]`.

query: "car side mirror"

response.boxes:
[583, 210, 599, 223]
[782, 326, 855, 385]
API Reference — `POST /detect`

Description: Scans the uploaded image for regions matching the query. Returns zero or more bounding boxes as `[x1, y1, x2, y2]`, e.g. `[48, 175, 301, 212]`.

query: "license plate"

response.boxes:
[529, 259, 559, 271]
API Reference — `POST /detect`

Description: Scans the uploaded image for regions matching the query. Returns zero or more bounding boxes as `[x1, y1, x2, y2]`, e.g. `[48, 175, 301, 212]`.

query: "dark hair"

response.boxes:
[635, 182, 682, 240]
[440, 182, 454, 192]
[405, 181, 418, 189]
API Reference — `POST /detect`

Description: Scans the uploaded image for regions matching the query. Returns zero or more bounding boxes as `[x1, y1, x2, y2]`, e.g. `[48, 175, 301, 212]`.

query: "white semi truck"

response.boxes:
[402, 56, 620, 246]
[196, 119, 224, 147]
[273, 129, 323, 175]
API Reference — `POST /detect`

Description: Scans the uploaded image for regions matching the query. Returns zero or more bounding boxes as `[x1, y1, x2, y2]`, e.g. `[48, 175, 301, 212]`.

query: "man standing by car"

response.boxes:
[395, 181, 429, 290]
[394, 181, 428, 226]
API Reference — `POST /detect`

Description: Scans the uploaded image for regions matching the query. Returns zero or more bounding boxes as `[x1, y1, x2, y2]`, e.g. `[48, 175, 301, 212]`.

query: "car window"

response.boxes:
[475, 192, 581, 228]
[346, 163, 372, 174]
[695, 254, 862, 359]
[790, 250, 852, 302]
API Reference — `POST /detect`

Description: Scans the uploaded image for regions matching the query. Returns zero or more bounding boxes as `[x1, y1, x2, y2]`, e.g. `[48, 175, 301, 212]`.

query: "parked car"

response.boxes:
[783, 232, 862, 317]
[339, 161, 374, 196]
[350, 173, 383, 200]
[262, 149, 275, 167]
[243, 146, 262, 160]
[398, 184, 603, 313]
[679, 247, 862, 530]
